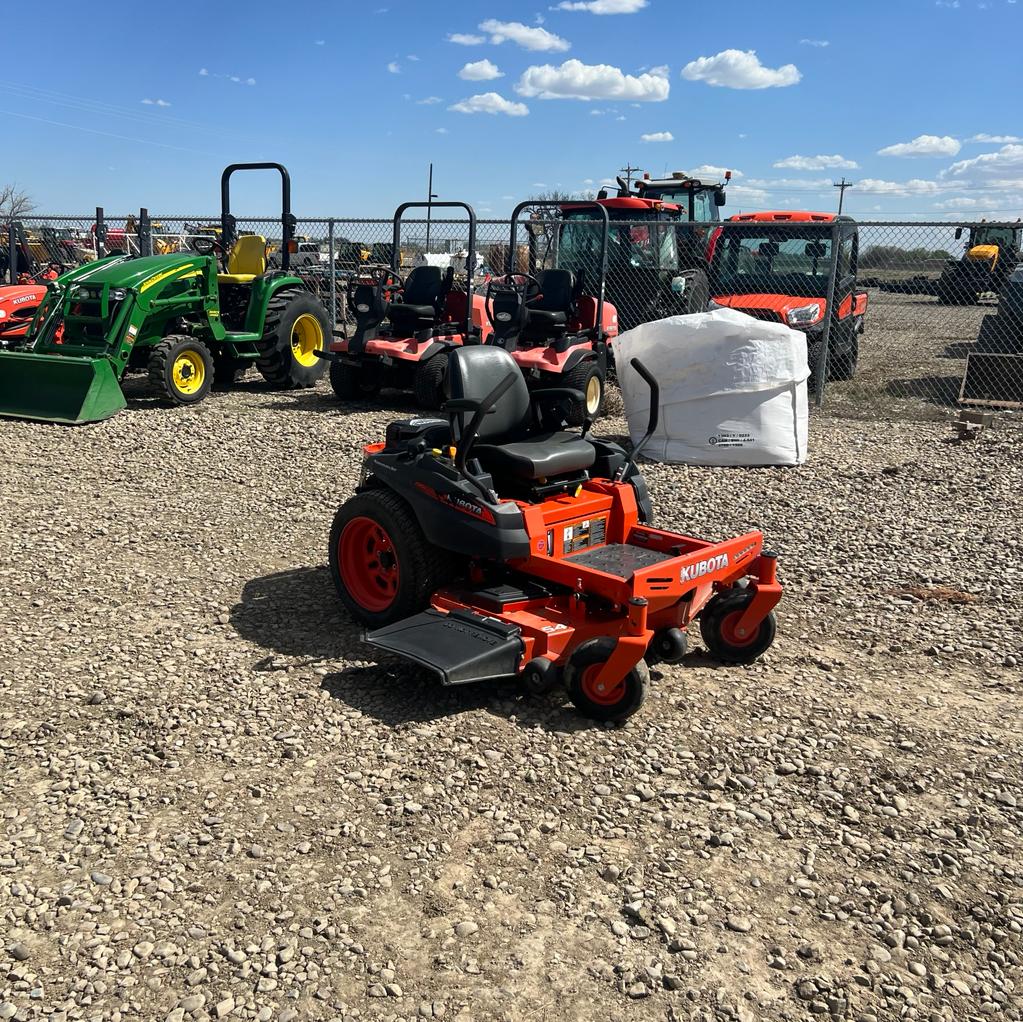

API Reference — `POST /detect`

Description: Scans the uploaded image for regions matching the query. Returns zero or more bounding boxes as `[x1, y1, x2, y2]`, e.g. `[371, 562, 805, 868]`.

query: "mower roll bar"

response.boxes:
[220, 163, 295, 273]
[392, 201, 478, 342]
[509, 200, 610, 339]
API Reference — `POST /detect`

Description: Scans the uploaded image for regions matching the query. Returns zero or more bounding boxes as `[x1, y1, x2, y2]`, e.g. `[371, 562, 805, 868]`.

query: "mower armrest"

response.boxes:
[443, 397, 492, 414]
[531, 386, 586, 404]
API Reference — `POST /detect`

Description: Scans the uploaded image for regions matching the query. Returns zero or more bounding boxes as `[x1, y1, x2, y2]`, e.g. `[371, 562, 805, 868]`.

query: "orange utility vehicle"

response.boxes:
[711, 211, 867, 380]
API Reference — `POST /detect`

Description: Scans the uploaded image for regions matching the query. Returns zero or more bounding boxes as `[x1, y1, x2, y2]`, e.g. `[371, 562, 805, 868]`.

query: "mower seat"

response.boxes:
[218, 234, 267, 285]
[388, 266, 450, 334]
[448, 346, 595, 481]
[524, 269, 575, 335]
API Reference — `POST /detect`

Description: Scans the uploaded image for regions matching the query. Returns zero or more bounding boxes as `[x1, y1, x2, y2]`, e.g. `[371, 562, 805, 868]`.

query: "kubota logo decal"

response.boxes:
[680, 553, 729, 582]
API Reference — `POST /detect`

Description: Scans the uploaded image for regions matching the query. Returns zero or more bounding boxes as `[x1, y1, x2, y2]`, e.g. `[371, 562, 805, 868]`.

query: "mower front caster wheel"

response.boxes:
[521, 657, 562, 696]
[566, 638, 648, 723]
[646, 627, 688, 666]
[699, 589, 777, 664]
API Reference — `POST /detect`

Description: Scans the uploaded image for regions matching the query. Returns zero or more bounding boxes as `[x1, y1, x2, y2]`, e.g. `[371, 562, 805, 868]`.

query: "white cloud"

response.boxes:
[417, 96, 443, 105]
[727, 184, 770, 204]
[773, 154, 858, 170]
[877, 134, 961, 157]
[315, 39, 325, 45]
[968, 133, 1021, 144]
[459, 59, 503, 81]
[641, 131, 673, 142]
[516, 60, 669, 101]
[141, 98, 172, 107]
[246, 78, 256, 86]
[556, 0, 647, 12]
[407, 54, 420, 61]
[479, 19, 570, 52]
[799, 38, 829, 46]
[687, 164, 741, 180]
[436, 127, 449, 134]
[448, 32, 485, 45]
[449, 92, 529, 116]
[681, 49, 800, 89]
[746, 176, 832, 190]
[198, 68, 209, 76]
[934, 196, 989, 209]
[387, 61, 401, 74]
[943, 143, 1023, 180]
[855, 178, 942, 197]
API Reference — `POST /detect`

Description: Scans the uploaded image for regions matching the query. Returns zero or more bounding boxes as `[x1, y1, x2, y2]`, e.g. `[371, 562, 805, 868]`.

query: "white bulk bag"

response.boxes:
[614, 308, 810, 467]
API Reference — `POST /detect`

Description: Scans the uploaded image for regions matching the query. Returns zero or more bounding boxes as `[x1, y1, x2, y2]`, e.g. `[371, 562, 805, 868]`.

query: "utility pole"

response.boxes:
[619, 163, 642, 189]
[833, 177, 854, 214]
[425, 162, 438, 251]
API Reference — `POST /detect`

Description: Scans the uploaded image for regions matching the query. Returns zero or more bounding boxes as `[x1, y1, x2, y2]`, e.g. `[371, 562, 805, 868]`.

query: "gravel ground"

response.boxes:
[2, 370, 1022, 1022]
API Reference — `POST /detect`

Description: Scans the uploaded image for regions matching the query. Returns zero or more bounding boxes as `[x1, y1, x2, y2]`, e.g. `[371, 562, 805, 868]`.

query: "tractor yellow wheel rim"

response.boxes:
[172, 350, 206, 395]
[291, 314, 324, 368]
[586, 374, 602, 415]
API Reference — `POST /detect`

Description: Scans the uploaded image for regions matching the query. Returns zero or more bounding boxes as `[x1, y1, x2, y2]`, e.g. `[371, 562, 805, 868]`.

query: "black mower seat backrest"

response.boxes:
[447, 346, 595, 480]
[388, 265, 450, 332]
[525, 268, 576, 332]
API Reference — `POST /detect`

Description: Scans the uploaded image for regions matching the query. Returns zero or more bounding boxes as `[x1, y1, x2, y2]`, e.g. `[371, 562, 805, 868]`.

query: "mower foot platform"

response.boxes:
[565, 543, 675, 579]
[365, 609, 524, 686]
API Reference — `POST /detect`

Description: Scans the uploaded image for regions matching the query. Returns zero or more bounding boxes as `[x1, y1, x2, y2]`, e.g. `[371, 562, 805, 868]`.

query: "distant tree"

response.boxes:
[0, 183, 36, 220]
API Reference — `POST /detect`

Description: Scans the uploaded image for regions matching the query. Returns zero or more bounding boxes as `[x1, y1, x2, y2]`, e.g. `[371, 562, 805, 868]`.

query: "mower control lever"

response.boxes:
[616, 357, 660, 481]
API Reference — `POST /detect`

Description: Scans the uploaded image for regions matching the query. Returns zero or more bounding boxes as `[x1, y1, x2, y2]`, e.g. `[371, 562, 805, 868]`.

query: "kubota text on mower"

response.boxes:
[326, 345, 782, 723]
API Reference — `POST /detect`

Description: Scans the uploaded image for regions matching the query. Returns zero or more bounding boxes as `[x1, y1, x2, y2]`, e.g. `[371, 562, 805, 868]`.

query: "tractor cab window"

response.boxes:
[713, 228, 834, 297]
[973, 226, 1018, 249]
[692, 189, 717, 223]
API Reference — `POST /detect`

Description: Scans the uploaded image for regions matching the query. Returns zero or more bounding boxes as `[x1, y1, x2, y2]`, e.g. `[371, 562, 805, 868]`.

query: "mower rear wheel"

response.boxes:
[148, 335, 214, 406]
[566, 638, 648, 723]
[256, 288, 330, 389]
[330, 360, 380, 401]
[414, 353, 448, 409]
[329, 488, 453, 628]
[699, 588, 777, 665]
[563, 360, 605, 425]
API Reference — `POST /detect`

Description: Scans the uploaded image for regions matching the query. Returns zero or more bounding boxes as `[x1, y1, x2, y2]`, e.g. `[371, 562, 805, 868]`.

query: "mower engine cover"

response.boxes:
[615, 307, 809, 466]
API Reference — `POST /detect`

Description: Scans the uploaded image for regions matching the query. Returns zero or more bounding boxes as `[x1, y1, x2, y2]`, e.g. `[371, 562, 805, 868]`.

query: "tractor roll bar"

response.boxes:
[509, 200, 610, 340]
[392, 201, 478, 342]
[220, 163, 295, 273]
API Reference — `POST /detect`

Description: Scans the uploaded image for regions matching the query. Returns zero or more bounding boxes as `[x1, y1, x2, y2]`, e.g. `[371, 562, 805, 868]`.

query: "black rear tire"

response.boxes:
[256, 287, 330, 389]
[699, 588, 777, 664]
[328, 488, 454, 628]
[147, 335, 214, 406]
[563, 359, 605, 425]
[330, 359, 380, 401]
[828, 324, 859, 381]
[413, 353, 448, 409]
[566, 638, 648, 723]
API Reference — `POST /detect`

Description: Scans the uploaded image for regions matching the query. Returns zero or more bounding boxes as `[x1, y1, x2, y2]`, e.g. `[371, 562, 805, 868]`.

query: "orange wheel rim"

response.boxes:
[579, 663, 626, 706]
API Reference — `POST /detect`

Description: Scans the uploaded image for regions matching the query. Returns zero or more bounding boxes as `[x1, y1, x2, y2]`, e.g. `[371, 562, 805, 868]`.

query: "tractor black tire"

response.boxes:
[329, 359, 380, 401]
[414, 353, 448, 409]
[148, 335, 214, 406]
[256, 287, 330, 390]
[699, 588, 777, 665]
[563, 359, 605, 425]
[328, 488, 454, 629]
[679, 267, 711, 315]
[566, 638, 648, 723]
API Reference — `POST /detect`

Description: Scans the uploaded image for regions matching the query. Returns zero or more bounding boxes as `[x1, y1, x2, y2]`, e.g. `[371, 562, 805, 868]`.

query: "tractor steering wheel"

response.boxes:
[346, 263, 405, 310]
[189, 235, 221, 256]
[484, 272, 543, 327]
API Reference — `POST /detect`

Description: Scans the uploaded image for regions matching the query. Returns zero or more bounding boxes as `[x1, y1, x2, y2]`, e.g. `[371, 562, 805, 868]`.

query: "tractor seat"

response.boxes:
[218, 234, 268, 284]
[524, 269, 575, 335]
[476, 432, 595, 480]
[387, 265, 451, 334]
[447, 345, 594, 482]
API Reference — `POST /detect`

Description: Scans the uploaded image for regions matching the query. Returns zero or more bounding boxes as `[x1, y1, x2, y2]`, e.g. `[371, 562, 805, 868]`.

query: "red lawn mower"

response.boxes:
[321, 201, 490, 408]
[485, 200, 618, 423]
[327, 345, 782, 722]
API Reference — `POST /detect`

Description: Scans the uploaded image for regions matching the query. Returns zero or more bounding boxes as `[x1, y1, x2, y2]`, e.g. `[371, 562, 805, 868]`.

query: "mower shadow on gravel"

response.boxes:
[232, 566, 598, 730]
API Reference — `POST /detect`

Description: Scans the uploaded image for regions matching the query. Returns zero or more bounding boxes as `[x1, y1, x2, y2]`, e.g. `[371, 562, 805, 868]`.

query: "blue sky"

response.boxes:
[4, 0, 1022, 219]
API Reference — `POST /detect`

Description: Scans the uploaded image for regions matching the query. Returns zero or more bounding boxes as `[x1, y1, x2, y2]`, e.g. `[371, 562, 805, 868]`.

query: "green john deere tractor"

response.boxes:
[0, 163, 329, 424]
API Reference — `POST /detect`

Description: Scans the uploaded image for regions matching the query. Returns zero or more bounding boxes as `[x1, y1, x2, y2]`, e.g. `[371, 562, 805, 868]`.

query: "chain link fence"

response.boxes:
[4, 210, 1021, 421]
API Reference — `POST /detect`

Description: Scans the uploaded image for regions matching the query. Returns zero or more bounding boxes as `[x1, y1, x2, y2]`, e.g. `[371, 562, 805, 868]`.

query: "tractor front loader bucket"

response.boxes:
[0, 351, 126, 424]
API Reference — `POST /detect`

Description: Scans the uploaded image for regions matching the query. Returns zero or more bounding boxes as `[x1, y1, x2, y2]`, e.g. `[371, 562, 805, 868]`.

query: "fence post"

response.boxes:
[95, 206, 106, 259]
[138, 208, 152, 257]
[7, 220, 16, 284]
[328, 218, 336, 331]
[816, 221, 842, 410]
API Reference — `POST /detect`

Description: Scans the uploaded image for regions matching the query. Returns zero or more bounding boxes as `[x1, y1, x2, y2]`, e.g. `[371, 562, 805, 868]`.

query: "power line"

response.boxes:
[833, 177, 855, 214]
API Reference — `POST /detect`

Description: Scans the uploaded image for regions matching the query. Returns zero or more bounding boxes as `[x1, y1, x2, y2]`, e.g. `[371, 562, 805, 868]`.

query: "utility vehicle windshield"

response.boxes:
[711, 227, 834, 297]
